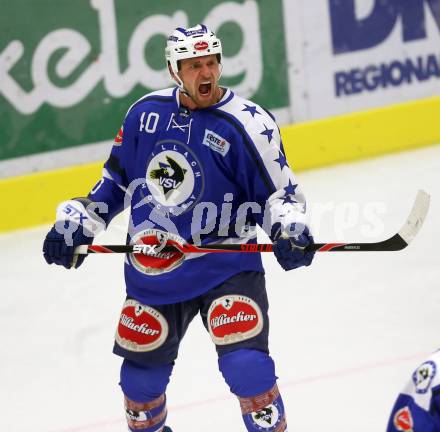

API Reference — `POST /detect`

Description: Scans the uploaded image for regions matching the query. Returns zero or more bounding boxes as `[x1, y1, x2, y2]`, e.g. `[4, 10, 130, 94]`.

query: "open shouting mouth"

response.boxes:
[198, 81, 212, 97]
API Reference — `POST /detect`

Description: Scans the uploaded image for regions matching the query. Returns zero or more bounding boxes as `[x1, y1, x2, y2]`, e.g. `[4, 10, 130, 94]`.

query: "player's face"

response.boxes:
[178, 55, 221, 108]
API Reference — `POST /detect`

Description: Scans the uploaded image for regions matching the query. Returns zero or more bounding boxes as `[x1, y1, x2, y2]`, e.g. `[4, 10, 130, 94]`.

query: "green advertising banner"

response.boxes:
[0, 0, 289, 161]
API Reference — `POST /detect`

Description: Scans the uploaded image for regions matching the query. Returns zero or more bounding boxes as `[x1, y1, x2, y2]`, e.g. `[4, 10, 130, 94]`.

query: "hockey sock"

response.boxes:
[120, 360, 173, 431]
[239, 384, 287, 431]
[218, 349, 287, 431]
[124, 393, 167, 431]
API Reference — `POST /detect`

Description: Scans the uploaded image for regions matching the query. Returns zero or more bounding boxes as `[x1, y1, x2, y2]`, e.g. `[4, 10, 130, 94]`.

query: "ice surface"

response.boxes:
[1, 145, 439, 432]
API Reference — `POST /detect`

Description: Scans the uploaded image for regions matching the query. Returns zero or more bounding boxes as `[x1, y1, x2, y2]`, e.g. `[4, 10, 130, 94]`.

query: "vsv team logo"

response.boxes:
[142, 140, 204, 216]
[149, 155, 187, 199]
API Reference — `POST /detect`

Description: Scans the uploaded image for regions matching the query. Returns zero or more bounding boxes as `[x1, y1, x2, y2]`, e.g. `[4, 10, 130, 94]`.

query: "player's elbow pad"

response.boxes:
[55, 197, 107, 237]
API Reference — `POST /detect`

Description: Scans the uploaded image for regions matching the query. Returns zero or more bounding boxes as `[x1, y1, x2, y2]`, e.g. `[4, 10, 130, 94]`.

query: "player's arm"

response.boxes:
[85, 122, 132, 226]
[43, 115, 135, 269]
[386, 353, 440, 432]
[236, 112, 314, 270]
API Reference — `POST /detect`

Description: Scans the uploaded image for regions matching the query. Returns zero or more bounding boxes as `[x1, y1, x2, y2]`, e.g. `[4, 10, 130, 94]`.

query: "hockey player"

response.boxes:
[43, 24, 315, 431]
[386, 350, 440, 432]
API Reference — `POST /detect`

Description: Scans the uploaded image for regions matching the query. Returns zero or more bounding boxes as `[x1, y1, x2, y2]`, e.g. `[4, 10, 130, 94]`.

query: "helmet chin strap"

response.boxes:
[175, 76, 191, 101]
[172, 75, 195, 108]
[218, 63, 223, 81]
[173, 73, 186, 92]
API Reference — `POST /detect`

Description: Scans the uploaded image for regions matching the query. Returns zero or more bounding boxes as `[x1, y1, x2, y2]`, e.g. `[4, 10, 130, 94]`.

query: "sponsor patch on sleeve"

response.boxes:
[393, 406, 414, 432]
[202, 129, 230, 157]
[115, 299, 168, 352]
[207, 295, 263, 345]
[114, 126, 124, 145]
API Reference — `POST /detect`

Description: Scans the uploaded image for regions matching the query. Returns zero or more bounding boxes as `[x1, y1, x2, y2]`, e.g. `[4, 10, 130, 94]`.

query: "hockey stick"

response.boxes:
[74, 190, 430, 255]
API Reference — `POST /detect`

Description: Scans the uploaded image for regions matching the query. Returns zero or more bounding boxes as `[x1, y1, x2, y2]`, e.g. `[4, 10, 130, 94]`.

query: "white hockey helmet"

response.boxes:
[165, 24, 222, 87]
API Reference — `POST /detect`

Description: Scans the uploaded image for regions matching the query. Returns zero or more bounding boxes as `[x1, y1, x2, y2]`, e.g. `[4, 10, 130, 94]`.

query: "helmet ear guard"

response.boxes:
[165, 24, 223, 89]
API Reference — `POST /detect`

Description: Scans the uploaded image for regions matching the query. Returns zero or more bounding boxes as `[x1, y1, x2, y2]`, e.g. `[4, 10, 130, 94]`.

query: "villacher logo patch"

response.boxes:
[115, 299, 168, 352]
[207, 295, 263, 345]
[129, 228, 186, 275]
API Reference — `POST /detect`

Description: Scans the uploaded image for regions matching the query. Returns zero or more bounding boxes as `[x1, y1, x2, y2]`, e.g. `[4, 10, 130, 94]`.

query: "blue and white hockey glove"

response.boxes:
[272, 222, 315, 271]
[43, 198, 105, 269]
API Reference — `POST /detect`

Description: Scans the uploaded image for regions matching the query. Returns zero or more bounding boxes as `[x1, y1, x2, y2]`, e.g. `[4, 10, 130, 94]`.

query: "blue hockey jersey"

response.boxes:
[89, 87, 308, 305]
[387, 350, 440, 432]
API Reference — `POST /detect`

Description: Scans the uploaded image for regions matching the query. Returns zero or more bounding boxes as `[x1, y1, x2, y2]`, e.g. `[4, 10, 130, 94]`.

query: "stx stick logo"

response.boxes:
[133, 244, 159, 255]
[132, 239, 168, 255]
[132, 231, 169, 255]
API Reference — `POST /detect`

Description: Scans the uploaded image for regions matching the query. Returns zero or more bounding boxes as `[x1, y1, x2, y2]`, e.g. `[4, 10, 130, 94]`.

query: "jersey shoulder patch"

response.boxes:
[400, 351, 440, 412]
[411, 355, 438, 395]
